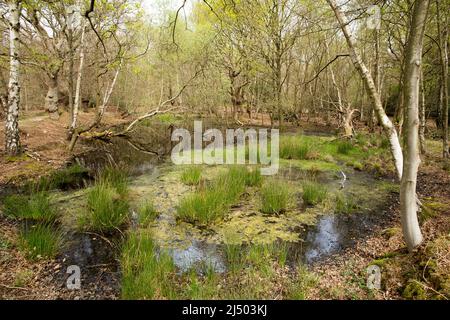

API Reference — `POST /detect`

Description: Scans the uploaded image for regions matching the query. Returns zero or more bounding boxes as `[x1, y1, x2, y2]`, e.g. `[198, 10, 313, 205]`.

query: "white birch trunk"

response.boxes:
[69, 19, 86, 138]
[5, 0, 21, 156]
[419, 67, 426, 154]
[400, 0, 429, 251]
[327, 0, 403, 180]
[436, 0, 449, 158]
[98, 58, 122, 121]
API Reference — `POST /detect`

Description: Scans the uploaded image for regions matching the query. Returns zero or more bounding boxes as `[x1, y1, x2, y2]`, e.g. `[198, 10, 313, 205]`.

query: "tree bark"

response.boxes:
[68, 19, 86, 140]
[436, 0, 449, 158]
[327, 0, 403, 180]
[45, 73, 60, 120]
[343, 105, 357, 137]
[5, 0, 21, 156]
[419, 67, 426, 155]
[68, 28, 74, 126]
[371, 27, 381, 129]
[400, 0, 429, 251]
[0, 72, 8, 120]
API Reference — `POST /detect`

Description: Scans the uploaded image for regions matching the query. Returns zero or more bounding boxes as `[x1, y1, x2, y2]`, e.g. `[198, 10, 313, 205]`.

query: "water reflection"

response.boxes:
[169, 240, 226, 273]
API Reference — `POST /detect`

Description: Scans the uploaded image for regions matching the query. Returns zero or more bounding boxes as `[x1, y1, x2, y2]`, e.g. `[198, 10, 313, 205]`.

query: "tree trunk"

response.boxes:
[68, 28, 74, 126]
[68, 19, 86, 140]
[436, 0, 449, 158]
[343, 105, 356, 137]
[5, 0, 21, 156]
[371, 27, 381, 129]
[1, 72, 8, 119]
[46, 73, 59, 120]
[394, 72, 405, 136]
[419, 67, 426, 155]
[400, 0, 429, 251]
[68, 59, 122, 152]
[327, 0, 404, 180]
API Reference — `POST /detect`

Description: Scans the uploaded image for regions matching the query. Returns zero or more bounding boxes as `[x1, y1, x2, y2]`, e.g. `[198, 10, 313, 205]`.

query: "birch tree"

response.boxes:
[4, 0, 21, 156]
[436, 0, 449, 158]
[327, 0, 428, 251]
[327, 0, 404, 180]
[68, 10, 86, 140]
[400, 0, 430, 250]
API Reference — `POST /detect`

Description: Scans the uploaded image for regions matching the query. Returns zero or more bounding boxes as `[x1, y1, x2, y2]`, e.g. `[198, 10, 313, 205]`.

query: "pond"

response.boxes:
[53, 133, 395, 276]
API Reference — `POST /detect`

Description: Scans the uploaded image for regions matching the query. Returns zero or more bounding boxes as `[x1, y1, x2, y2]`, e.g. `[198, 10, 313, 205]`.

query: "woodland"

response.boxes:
[0, 0, 449, 300]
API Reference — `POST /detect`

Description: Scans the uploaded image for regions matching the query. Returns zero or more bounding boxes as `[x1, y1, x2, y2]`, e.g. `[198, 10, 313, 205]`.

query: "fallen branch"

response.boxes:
[125, 140, 159, 156]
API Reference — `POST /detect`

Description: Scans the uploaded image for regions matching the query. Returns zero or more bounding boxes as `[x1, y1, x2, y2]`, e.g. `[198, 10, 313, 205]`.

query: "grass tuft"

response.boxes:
[280, 136, 312, 160]
[302, 181, 328, 206]
[19, 224, 62, 260]
[336, 140, 354, 155]
[98, 166, 129, 197]
[180, 166, 202, 185]
[245, 167, 263, 187]
[260, 180, 289, 214]
[79, 182, 129, 233]
[2, 192, 58, 223]
[177, 166, 257, 225]
[138, 201, 159, 227]
[121, 232, 176, 299]
[287, 264, 318, 299]
[335, 192, 358, 214]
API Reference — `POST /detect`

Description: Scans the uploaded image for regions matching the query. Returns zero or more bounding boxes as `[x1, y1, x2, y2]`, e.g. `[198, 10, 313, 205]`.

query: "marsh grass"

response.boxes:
[121, 232, 176, 299]
[138, 201, 159, 227]
[177, 166, 257, 224]
[19, 223, 62, 260]
[183, 265, 219, 299]
[2, 192, 58, 223]
[336, 140, 354, 155]
[224, 243, 243, 273]
[120, 230, 310, 300]
[287, 264, 319, 300]
[178, 241, 291, 299]
[335, 192, 359, 214]
[98, 166, 129, 197]
[302, 181, 328, 206]
[224, 240, 289, 273]
[180, 166, 202, 185]
[260, 180, 289, 214]
[280, 136, 313, 160]
[279, 134, 392, 177]
[245, 167, 262, 187]
[79, 182, 129, 233]
[78, 166, 130, 233]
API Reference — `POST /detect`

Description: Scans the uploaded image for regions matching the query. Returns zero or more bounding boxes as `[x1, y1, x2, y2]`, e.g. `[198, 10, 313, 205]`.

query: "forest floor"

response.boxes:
[0, 110, 449, 300]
